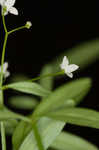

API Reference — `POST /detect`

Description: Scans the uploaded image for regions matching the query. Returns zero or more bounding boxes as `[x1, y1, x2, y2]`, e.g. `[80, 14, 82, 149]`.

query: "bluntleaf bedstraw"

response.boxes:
[0, 1, 80, 150]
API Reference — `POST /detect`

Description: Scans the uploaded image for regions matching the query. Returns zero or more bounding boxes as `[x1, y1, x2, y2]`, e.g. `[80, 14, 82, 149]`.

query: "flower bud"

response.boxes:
[25, 21, 32, 29]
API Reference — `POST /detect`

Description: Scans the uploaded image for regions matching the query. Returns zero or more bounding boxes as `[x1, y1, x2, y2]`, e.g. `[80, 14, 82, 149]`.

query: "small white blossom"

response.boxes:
[25, 21, 32, 29]
[0, 0, 18, 15]
[60, 56, 79, 78]
[0, 62, 10, 78]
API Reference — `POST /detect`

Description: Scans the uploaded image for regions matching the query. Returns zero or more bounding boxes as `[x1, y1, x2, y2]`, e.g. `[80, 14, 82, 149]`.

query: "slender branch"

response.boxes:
[1, 122, 6, 150]
[29, 71, 64, 82]
[0, 13, 8, 150]
[0, 13, 8, 105]
[0, 33, 8, 92]
[1, 71, 64, 90]
[8, 26, 26, 35]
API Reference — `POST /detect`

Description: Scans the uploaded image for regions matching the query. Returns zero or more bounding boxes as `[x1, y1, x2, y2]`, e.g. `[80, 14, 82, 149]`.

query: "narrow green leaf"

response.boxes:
[12, 99, 74, 150]
[6, 82, 51, 97]
[8, 96, 38, 109]
[12, 79, 91, 150]
[51, 39, 99, 72]
[12, 117, 65, 150]
[0, 107, 31, 123]
[33, 78, 91, 117]
[51, 131, 98, 150]
[18, 117, 65, 150]
[12, 121, 31, 150]
[39, 64, 54, 91]
[46, 108, 99, 129]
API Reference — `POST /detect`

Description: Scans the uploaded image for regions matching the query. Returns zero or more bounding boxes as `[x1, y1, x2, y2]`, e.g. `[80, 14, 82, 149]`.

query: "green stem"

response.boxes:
[8, 26, 26, 35]
[1, 122, 6, 150]
[29, 71, 64, 82]
[33, 123, 45, 150]
[0, 14, 8, 105]
[0, 13, 8, 150]
[0, 33, 8, 89]
[2, 14, 7, 33]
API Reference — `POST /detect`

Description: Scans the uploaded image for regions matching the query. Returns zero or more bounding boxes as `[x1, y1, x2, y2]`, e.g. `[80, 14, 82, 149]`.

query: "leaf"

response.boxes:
[0, 107, 31, 123]
[12, 100, 75, 150]
[46, 108, 99, 129]
[12, 117, 65, 150]
[39, 64, 54, 91]
[12, 121, 31, 150]
[51, 39, 99, 72]
[8, 96, 38, 109]
[51, 131, 98, 150]
[6, 82, 51, 97]
[12, 78, 91, 150]
[18, 117, 65, 150]
[33, 78, 91, 117]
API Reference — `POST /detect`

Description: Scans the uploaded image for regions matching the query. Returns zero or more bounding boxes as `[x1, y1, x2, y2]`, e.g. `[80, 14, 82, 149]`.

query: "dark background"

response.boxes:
[0, 0, 99, 149]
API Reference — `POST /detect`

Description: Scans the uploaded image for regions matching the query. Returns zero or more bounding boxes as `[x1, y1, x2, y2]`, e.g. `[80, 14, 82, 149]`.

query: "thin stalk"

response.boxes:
[1, 122, 6, 150]
[1, 71, 64, 90]
[0, 13, 8, 150]
[29, 71, 64, 82]
[8, 26, 26, 35]
[0, 33, 8, 87]
[2, 14, 7, 33]
[33, 123, 45, 150]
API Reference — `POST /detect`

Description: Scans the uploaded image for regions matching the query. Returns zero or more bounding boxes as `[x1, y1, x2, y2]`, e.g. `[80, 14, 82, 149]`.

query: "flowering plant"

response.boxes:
[0, 1, 99, 150]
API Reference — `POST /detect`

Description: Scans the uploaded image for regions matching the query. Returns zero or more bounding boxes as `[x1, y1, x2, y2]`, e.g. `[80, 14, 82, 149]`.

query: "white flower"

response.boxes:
[25, 21, 32, 29]
[60, 56, 79, 78]
[0, 0, 18, 15]
[0, 62, 10, 78]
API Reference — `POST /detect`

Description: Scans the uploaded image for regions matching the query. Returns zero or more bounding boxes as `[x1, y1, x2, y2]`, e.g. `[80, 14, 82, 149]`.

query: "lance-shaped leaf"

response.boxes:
[12, 100, 74, 150]
[18, 117, 65, 150]
[8, 96, 38, 109]
[51, 131, 98, 150]
[51, 39, 99, 72]
[33, 78, 91, 117]
[5, 82, 51, 97]
[46, 108, 99, 129]
[12, 117, 65, 150]
[12, 121, 31, 150]
[12, 78, 91, 150]
[0, 107, 31, 123]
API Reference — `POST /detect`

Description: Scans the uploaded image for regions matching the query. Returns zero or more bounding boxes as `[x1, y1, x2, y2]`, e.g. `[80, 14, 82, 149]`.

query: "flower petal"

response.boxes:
[3, 62, 8, 73]
[60, 56, 69, 70]
[9, 6, 18, 15]
[63, 56, 69, 66]
[5, 0, 16, 8]
[66, 72, 73, 78]
[0, 0, 4, 5]
[4, 71, 10, 78]
[68, 64, 79, 72]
